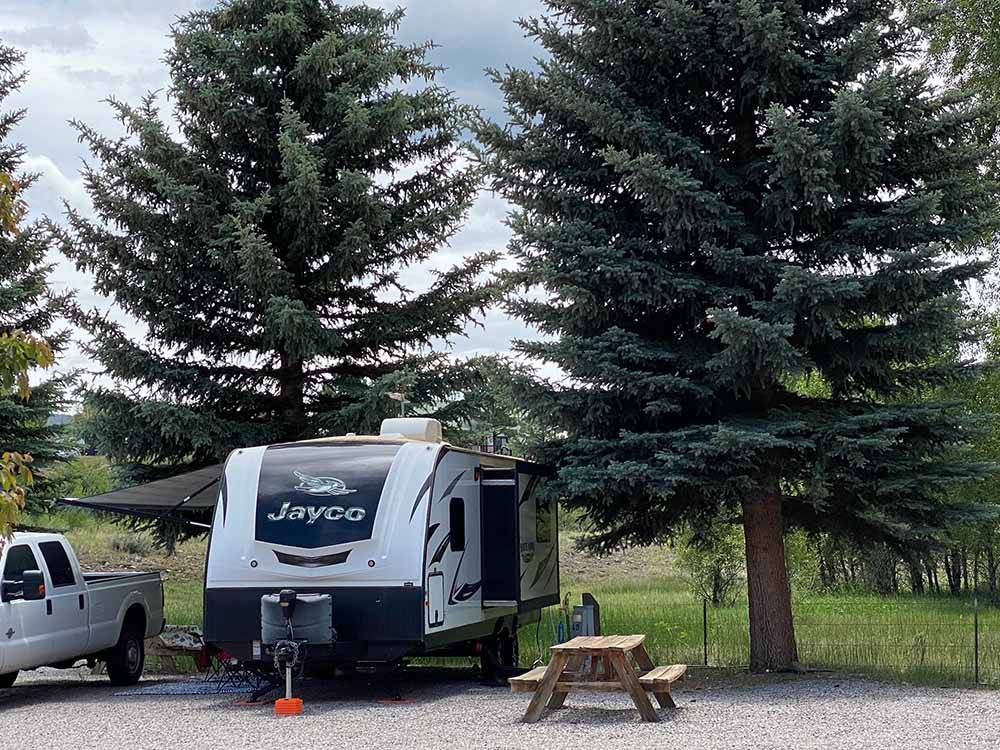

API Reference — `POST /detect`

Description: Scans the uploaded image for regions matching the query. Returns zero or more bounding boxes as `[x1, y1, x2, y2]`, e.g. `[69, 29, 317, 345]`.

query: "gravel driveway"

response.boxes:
[1, 667, 996, 749]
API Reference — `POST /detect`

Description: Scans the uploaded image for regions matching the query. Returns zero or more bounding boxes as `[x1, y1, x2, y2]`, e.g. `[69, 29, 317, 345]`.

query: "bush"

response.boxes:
[677, 523, 745, 607]
[110, 534, 152, 557]
[785, 530, 823, 595]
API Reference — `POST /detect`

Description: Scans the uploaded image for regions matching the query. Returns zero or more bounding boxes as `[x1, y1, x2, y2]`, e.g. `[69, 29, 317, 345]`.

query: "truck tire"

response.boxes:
[106, 626, 145, 686]
[0, 671, 17, 689]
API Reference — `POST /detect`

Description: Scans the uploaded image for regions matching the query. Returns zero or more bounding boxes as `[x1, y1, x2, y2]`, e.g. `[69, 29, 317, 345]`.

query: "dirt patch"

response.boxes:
[67, 529, 207, 584]
[559, 533, 677, 583]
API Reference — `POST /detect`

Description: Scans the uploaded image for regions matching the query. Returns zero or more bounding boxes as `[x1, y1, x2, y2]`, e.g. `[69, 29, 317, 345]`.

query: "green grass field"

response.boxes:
[528, 574, 998, 686]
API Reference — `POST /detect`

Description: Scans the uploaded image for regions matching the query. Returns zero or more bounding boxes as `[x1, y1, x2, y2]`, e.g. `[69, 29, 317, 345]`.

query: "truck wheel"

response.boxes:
[106, 627, 145, 686]
[0, 671, 17, 689]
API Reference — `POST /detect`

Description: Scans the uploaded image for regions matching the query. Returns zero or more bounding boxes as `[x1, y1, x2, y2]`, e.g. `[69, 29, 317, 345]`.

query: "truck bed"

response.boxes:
[83, 571, 163, 586]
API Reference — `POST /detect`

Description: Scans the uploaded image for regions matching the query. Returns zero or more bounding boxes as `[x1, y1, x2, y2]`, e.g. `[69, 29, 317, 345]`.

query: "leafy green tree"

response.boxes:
[480, 0, 1000, 670]
[54, 1, 495, 484]
[0, 42, 68, 534]
[1, 330, 54, 538]
[677, 523, 745, 608]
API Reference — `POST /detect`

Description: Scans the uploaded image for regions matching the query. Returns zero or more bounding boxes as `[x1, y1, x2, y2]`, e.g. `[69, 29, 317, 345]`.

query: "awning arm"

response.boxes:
[58, 497, 212, 530]
[157, 476, 220, 520]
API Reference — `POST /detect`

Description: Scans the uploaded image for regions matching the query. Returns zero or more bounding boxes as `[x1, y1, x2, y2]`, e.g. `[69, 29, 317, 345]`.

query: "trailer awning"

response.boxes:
[59, 464, 223, 529]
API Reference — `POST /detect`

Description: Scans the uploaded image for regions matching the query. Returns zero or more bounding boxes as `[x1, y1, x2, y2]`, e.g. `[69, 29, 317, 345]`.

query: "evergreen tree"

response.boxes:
[55, 2, 495, 482]
[0, 43, 72, 514]
[480, 0, 1000, 670]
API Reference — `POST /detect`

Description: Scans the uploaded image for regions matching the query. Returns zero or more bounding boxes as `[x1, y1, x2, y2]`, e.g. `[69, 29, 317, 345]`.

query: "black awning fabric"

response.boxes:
[62, 464, 224, 512]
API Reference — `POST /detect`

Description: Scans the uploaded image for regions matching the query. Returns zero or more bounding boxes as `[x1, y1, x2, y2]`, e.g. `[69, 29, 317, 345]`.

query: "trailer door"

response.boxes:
[480, 468, 520, 608]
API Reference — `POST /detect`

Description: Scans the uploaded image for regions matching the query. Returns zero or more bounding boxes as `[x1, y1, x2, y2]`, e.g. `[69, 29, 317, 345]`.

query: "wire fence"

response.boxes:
[525, 593, 999, 686]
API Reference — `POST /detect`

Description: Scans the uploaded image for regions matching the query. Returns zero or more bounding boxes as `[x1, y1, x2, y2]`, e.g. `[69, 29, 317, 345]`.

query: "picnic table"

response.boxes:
[509, 635, 686, 723]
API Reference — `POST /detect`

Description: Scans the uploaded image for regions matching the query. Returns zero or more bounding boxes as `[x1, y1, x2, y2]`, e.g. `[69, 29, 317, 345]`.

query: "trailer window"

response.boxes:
[255, 443, 401, 549]
[449, 497, 466, 552]
[3, 545, 38, 579]
[38, 541, 76, 587]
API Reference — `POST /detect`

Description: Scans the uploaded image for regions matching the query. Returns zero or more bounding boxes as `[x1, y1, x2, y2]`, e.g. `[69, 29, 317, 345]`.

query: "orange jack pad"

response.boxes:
[275, 698, 303, 716]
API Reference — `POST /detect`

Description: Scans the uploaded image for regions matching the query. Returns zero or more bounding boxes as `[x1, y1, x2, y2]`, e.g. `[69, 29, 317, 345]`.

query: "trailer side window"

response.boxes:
[449, 497, 466, 552]
[38, 541, 76, 587]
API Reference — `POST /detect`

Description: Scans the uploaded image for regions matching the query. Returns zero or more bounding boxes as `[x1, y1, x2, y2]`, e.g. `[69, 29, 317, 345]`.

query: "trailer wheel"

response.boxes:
[480, 625, 519, 685]
[498, 628, 519, 668]
[106, 626, 145, 686]
[0, 671, 17, 689]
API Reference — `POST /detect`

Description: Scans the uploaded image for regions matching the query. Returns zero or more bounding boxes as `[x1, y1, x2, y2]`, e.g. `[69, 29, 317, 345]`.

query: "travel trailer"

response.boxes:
[66, 418, 558, 675]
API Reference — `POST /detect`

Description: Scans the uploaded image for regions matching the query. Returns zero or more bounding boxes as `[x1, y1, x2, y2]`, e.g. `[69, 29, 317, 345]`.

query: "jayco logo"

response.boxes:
[267, 502, 366, 523]
[265, 471, 365, 524]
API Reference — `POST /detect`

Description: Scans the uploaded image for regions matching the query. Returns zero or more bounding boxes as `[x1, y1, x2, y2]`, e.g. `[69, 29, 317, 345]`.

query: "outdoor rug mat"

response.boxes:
[114, 678, 253, 697]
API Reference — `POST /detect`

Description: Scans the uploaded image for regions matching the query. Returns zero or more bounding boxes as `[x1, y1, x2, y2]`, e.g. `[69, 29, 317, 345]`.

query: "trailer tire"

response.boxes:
[106, 626, 145, 686]
[498, 627, 519, 668]
[0, 671, 17, 689]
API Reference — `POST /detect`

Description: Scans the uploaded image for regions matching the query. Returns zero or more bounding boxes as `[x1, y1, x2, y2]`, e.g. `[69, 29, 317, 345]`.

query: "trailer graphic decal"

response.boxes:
[429, 531, 451, 567]
[529, 545, 556, 589]
[409, 472, 433, 522]
[435, 470, 467, 503]
[292, 471, 358, 497]
[448, 547, 482, 604]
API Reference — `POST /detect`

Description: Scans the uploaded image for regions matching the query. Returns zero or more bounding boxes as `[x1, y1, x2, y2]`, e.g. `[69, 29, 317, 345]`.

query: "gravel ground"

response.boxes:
[1, 667, 997, 749]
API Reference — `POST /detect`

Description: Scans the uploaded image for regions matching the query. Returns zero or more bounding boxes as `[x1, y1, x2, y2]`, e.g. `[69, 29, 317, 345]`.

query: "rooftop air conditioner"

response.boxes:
[379, 418, 443, 443]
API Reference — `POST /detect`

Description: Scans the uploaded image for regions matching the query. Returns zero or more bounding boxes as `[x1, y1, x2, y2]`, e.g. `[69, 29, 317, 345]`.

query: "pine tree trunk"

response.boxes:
[818, 547, 832, 590]
[961, 549, 970, 592]
[742, 491, 798, 672]
[279, 356, 307, 439]
[987, 546, 997, 601]
[908, 556, 924, 595]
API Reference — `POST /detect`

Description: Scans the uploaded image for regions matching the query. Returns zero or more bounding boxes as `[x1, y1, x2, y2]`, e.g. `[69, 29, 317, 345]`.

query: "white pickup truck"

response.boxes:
[0, 532, 165, 688]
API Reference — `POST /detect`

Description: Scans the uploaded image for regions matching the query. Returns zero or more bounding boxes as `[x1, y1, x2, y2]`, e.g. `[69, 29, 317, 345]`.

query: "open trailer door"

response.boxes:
[479, 467, 520, 608]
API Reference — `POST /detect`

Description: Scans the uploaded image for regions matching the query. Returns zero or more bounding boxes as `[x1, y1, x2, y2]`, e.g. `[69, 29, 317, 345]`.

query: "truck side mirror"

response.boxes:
[1, 570, 45, 602]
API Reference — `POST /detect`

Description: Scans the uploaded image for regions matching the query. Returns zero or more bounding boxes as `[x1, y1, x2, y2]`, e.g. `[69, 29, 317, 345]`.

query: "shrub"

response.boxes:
[677, 524, 745, 608]
[110, 534, 152, 557]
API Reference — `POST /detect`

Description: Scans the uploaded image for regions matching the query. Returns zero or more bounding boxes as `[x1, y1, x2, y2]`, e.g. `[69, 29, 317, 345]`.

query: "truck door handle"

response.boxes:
[79, 594, 85, 610]
[46, 600, 52, 616]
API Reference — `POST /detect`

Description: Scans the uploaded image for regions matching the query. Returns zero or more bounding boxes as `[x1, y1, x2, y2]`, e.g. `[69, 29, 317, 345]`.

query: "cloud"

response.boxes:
[58, 66, 163, 93]
[2, 24, 97, 53]
[22, 154, 91, 220]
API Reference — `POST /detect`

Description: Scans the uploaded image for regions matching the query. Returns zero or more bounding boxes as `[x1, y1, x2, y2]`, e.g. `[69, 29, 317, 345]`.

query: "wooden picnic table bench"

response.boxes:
[509, 634, 686, 723]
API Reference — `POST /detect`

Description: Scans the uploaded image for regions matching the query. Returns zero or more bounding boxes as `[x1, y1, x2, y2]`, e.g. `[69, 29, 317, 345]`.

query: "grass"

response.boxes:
[520, 573, 1000, 687]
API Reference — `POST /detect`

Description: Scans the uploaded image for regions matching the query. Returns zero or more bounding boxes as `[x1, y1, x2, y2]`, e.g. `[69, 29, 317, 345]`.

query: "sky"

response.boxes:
[0, 0, 551, 380]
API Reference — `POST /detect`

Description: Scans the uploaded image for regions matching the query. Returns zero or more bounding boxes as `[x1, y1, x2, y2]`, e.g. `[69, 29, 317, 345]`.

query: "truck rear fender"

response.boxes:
[113, 592, 152, 640]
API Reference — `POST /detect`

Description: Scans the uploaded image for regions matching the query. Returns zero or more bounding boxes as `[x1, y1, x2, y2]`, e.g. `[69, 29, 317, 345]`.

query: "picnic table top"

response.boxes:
[549, 634, 646, 653]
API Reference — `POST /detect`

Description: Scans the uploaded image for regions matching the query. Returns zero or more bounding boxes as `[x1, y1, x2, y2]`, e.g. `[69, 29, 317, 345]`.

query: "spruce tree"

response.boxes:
[480, 0, 1000, 670]
[0, 43, 72, 512]
[55, 1, 495, 480]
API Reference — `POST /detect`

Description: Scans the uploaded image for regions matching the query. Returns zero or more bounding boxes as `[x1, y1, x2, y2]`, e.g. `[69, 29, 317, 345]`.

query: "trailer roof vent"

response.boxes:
[379, 418, 443, 443]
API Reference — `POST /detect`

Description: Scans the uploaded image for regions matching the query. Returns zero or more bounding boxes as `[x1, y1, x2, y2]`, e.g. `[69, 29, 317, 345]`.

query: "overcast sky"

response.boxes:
[0, 0, 550, 379]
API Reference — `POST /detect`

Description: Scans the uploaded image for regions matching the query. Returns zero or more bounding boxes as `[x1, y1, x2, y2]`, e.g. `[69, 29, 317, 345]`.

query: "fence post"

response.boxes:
[703, 598, 708, 667]
[974, 593, 980, 686]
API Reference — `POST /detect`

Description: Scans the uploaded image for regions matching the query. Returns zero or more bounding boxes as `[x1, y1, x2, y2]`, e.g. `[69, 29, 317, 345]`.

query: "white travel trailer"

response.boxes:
[68, 419, 558, 673]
